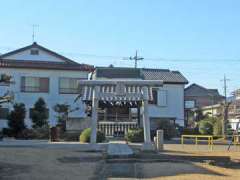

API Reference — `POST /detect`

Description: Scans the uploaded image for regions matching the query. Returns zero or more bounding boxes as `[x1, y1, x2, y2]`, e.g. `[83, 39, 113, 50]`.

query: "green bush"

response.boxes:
[31, 98, 49, 129]
[156, 120, 177, 140]
[182, 128, 199, 135]
[125, 128, 144, 142]
[7, 103, 26, 137]
[60, 132, 80, 141]
[213, 119, 222, 136]
[2, 128, 14, 137]
[199, 120, 213, 135]
[17, 128, 49, 139]
[79, 128, 105, 143]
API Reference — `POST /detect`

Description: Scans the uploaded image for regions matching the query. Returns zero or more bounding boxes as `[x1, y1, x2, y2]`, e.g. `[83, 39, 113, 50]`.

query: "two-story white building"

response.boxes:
[0, 42, 93, 129]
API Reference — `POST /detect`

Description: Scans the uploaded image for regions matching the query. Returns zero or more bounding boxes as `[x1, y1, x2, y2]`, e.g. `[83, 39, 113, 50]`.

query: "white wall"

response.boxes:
[148, 84, 185, 126]
[0, 68, 88, 129]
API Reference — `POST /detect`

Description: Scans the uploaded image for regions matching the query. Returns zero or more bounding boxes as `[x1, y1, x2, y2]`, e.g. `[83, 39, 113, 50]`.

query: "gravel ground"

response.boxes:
[0, 142, 240, 180]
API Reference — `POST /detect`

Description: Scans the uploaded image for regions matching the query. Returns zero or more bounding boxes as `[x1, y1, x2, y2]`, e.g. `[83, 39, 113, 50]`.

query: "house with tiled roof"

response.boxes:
[184, 83, 225, 109]
[0, 43, 189, 133]
[184, 83, 225, 127]
[88, 66, 188, 131]
[0, 42, 93, 129]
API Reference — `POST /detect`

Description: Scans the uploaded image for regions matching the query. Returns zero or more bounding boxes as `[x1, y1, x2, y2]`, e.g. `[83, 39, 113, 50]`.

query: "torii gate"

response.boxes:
[78, 80, 163, 150]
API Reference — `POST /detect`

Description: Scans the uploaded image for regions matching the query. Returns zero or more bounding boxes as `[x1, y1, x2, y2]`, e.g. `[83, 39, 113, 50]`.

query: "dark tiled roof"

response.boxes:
[94, 67, 188, 84]
[185, 83, 223, 97]
[142, 68, 188, 84]
[0, 59, 94, 71]
[94, 67, 142, 79]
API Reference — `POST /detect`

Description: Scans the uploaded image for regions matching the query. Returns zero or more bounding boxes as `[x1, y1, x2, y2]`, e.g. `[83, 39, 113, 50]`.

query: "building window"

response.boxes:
[185, 100, 195, 109]
[30, 49, 39, 55]
[0, 108, 9, 119]
[21, 77, 49, 93]
[158, 90, 168, 107]
[59, 78, 83, 94]
[149, 88, 158, 104]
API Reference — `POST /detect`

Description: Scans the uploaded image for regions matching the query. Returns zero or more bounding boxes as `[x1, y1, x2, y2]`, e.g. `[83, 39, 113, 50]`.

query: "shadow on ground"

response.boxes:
[57, 151, 238, 179]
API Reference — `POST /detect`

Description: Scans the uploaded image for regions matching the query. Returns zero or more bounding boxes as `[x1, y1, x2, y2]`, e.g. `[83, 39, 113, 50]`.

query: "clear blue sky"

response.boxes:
[0, 0, 240, 95]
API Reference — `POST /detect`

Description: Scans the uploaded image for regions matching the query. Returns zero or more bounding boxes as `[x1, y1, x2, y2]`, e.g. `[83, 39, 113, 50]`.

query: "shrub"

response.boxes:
[33, 128, 49, 139]
[31, 98, 49, 128]
[61, 132, 80, 141]
[125, 128, 144, 142]
[19, 129, 37, 139]
[2, 128, 14, 137]
[199, 120, 213, 135]
[156, 120, 177, 140]
[53, 103, 70, 131]
[213, 119, 222, 136]
[79, 128, 105, 143]
[182, 128, 199, 135]
[7, 103, 26, 137]
[13, 128, 49, 139]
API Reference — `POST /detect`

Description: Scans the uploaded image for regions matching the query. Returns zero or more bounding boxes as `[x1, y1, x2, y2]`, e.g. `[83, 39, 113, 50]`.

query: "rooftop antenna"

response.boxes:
[32, 24, 39, 43]
[123, 50, 144, 68]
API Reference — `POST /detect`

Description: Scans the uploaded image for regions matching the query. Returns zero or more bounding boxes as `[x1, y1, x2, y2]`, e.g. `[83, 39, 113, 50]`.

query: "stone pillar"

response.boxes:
[156, 130, 164, 151]
[142, 86, 155, 151]
[90, 86, 99, 144]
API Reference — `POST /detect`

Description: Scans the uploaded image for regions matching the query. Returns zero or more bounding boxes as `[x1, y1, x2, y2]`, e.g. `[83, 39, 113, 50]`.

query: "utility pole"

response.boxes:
[129, 50, 144, 68]
[221, 74, 230, 138]
[221, 74, 230, 103]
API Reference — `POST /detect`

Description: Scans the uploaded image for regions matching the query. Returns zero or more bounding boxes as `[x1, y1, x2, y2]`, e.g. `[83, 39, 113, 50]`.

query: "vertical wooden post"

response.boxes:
[90, 86, 99, 144]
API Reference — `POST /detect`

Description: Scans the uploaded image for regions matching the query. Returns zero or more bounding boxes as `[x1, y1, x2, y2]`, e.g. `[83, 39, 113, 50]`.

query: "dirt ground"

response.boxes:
[0, 144, 239, 180]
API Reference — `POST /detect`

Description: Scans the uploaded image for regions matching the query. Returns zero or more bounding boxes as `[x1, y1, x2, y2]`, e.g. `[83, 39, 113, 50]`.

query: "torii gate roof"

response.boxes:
[76, 80, 163, 102]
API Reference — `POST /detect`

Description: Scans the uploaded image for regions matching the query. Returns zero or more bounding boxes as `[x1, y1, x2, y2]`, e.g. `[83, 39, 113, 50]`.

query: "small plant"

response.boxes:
[7, 103, 26, 137]
[79, 128, 105, 143]
[31, 98, 49, 128]
[125, 128, 144, 142]
[199, 120, 213, 135]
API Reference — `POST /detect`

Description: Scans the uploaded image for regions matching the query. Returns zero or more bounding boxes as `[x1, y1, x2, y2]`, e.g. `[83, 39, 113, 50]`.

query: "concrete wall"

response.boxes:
[0, 68, 88, 129]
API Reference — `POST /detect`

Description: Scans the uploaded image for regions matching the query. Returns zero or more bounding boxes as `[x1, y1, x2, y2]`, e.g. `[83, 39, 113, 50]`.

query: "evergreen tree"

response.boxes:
[8, 103, 26, 137]
[53, 103, 70, 131]
[31, 98, 49, 128]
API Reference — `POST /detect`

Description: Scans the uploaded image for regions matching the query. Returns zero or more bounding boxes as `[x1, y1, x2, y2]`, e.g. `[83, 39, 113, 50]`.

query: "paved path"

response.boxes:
[107, 141, 134, 156]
